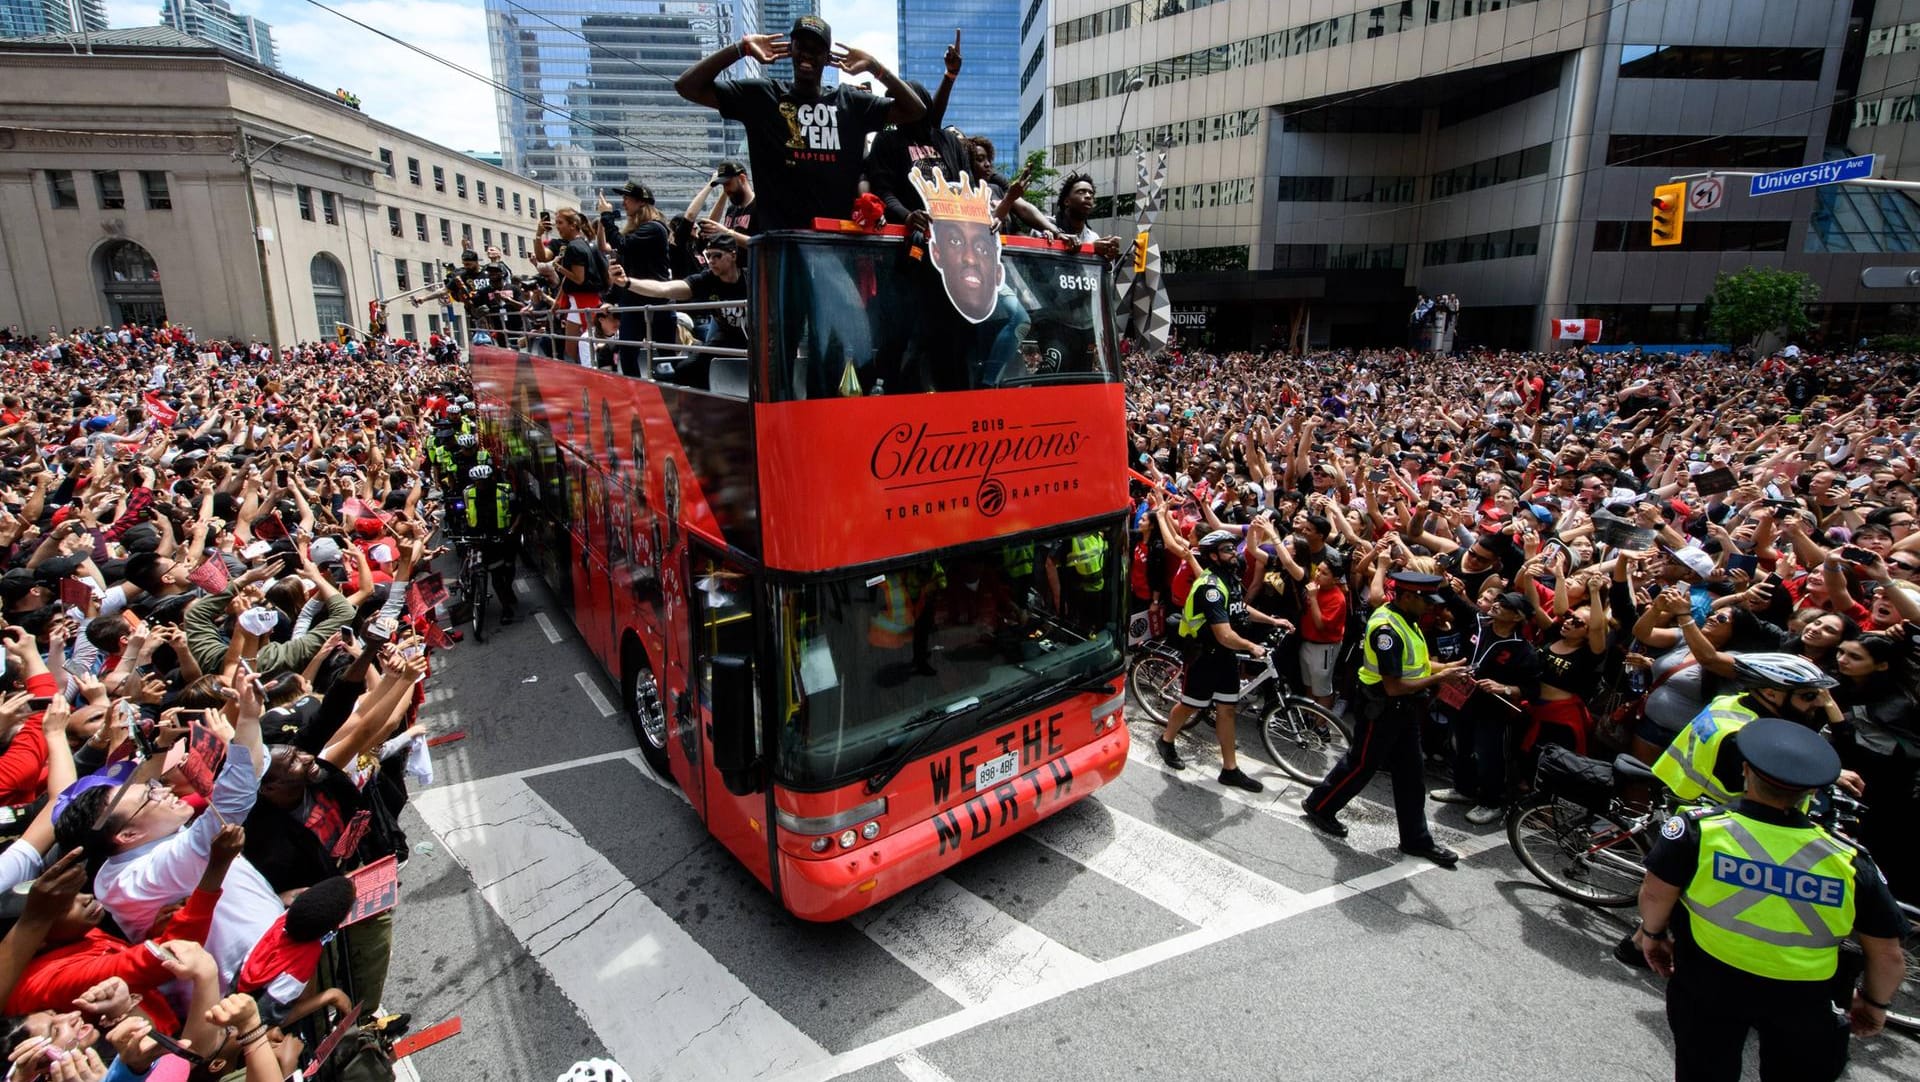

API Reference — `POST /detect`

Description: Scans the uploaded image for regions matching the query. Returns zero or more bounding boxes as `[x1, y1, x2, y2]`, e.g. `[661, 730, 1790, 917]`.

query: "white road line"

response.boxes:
[1026, 799, 1300, 927]
[575, 671, 616, 717]
[393, 1058, 422, 1082]
[849, 876, 1097, 1009]
[422, 686, 453, 708]
[535, 611, 565, 644]
[892, 1052, 956, 1082]
[414, 776, 828, 1081]
[513, 578, 531, 597]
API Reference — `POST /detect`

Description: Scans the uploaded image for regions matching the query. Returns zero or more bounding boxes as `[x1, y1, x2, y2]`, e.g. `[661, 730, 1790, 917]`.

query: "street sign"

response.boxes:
[1748, 154, 1874, 197]
[1860, 266, 1920, 288]
[1689, 177, 1724, 212]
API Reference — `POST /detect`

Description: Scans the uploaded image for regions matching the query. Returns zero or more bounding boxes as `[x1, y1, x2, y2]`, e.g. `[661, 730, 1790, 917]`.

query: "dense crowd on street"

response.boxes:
[0, 319, 468, 1080]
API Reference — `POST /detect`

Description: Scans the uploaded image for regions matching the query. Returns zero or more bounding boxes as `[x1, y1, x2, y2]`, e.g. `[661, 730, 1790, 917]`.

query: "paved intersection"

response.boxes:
[383, 573, 1920, 1082]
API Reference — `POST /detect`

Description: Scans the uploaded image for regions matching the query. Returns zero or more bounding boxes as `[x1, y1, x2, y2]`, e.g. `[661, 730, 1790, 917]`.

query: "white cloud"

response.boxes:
[822, 0, 896, 72]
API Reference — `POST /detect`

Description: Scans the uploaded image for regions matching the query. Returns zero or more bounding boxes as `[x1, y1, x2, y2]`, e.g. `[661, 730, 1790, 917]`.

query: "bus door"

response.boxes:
[689, 545, 762, 869]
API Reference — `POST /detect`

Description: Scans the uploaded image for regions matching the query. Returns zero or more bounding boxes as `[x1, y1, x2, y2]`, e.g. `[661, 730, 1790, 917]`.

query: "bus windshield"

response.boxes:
[762, 236, 1117, 402]
[772, 522, 1126, 790]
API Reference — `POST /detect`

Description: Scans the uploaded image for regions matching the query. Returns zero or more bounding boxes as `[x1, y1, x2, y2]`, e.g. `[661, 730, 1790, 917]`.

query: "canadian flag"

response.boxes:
[1555, 318, 1603, 343]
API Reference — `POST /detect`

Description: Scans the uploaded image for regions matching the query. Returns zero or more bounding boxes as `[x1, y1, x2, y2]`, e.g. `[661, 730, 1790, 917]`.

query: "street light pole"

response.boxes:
[234, 129, 314, 360]
[1110, 74, 1145, 231]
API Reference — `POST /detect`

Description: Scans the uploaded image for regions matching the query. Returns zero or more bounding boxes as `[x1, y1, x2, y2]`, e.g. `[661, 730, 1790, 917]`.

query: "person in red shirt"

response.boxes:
[0, 627, 62, 805]
[1297, 556, 1349, 707]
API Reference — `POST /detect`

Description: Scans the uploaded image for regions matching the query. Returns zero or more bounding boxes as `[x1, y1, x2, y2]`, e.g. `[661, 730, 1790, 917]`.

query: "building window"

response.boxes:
[1867, 21, 1920, 57]
[140, 172, 171, 210]
[495, 187, 504, 209]
[476, 180, 486, 204]
[387, 207, 402, 237]
[482, 227, 492, 248]
[455, 173, 467, 198]
[46, 170, 77, 208]
[311, 253, 350, 338]
[1605, 134, 1805, 169]
[421, 261, 434, 286]
[97, 239, 166, 324]
[401, 313, 417, 340]
[432, 166, 445, 193]
[322, 191, 338, 226]
[512, 192, 521, 213]
[427, 313, 441, 336]
[1618, 44, 1823, 80]
[93, 171, 125, 210]
[378, 148, 394, 177]
[297, 186, 314, 221]
[517, 235, 527, 257]
[1422, 225, 1543, 266]
[439, 218, 451, 245]
[407, 157, 421, 185]
[414, 212, 428, 241]
[1591, 219, 1792, 252]
[395, 260, 410, 290]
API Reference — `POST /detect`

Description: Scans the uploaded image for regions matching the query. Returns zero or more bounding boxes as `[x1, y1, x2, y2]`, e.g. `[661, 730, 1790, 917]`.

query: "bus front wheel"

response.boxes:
[624, 646, 673, 780]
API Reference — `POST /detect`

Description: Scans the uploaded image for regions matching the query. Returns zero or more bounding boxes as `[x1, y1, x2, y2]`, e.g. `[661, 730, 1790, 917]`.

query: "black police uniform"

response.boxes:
[1178, 571, 1245, 708]
[1305, 573, 1449, 855]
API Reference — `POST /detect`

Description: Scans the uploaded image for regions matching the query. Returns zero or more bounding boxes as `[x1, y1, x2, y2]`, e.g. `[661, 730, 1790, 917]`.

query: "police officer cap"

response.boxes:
[1387, 571, 1444, 593]
[1735, 718, 1842, 790]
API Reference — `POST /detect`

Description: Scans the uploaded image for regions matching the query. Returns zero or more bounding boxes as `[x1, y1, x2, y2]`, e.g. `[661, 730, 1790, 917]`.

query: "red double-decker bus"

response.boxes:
[471, 224, 1130, 920]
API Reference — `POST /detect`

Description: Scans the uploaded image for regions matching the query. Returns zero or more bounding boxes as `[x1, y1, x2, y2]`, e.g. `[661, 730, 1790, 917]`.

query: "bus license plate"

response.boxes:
[975, 752, 1018, 792]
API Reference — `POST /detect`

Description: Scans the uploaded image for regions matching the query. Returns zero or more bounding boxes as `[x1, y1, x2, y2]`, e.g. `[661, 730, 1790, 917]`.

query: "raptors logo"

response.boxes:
[976, 478, 1006, 517]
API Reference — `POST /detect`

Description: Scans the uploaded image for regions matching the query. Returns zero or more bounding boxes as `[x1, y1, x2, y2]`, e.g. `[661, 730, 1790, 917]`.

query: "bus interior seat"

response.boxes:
[708, 356, 749, 398]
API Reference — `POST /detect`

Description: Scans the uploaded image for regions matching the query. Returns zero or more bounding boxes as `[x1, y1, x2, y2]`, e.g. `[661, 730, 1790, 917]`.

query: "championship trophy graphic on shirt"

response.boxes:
[907, 167, 1004, 324]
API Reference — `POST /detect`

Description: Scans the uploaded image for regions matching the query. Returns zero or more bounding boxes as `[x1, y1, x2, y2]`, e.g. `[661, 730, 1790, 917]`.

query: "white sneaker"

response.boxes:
[1429, 787, 1474, 805]
[1466, 804, 1504, 825]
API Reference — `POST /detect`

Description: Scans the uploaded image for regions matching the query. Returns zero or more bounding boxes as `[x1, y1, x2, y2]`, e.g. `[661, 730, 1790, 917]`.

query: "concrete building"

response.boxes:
[1017, 0, 1051, 163]
[0, 0, 103, 38]
[1044, 0, 1920, 351]
[898, 0, 1021, 157]
[0, 28, 572, 347]
[159, 0, 275, 69]
[486, 0, 756, 210]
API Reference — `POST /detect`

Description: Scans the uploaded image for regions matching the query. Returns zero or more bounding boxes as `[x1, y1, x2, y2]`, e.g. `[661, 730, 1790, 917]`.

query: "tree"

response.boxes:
[1703, 266, 1818, 347]
[1018, 149, 1060, 207]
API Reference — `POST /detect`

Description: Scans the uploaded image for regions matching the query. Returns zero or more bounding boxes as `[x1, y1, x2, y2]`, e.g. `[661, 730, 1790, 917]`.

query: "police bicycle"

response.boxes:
[1128, 627, 1355, 783]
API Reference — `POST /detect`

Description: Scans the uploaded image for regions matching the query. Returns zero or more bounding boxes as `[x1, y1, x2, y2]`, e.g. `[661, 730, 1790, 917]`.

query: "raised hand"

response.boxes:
[944, 28, 962, 76]
[740, 33, 789, 64]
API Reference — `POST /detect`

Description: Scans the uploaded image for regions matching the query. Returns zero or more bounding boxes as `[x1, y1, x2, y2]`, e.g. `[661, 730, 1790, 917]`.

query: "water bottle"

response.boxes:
[872, 379, 886, 397]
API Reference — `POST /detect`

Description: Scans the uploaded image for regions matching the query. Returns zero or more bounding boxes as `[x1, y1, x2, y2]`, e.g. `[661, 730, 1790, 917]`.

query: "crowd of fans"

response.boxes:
[1125, 345, 1920, 901]
[0, 319, 465, 1080]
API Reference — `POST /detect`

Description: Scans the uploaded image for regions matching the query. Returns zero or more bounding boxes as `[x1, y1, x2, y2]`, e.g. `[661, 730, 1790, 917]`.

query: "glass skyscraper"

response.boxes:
[158, 0, 276, 68]
[486, 0, 756, 210]
[0, 0, 105, 38]
[896, 0, 1019, 160]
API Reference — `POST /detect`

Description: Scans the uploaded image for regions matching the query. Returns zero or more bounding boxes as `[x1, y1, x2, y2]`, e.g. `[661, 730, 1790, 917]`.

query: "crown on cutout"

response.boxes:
[907, 166, 993, 225]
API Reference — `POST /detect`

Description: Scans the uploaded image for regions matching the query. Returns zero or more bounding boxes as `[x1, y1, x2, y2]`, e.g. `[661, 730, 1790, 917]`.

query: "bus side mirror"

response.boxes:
[710, 654, 764, 795]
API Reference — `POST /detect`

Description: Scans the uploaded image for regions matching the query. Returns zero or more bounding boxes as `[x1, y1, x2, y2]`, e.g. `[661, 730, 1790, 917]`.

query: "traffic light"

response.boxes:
[1650, 182, 1686, 247]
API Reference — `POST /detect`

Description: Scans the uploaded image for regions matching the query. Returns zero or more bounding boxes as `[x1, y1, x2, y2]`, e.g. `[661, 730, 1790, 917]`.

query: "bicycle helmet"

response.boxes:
[1731, 652, 1838, 691]
[456, 432, 478, 448]
[557, 1061, 631, 1082]
[1196, 529, 1238, 553]
[468, 464, 493, 482]
[455, 395, 472, 406]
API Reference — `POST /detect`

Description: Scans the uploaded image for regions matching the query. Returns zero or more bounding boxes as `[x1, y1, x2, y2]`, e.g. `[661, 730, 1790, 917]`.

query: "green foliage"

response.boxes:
[1019, 149, 1060, 205]
[1703, 267, 1819, 347]
[1871, 333, 1920, 352]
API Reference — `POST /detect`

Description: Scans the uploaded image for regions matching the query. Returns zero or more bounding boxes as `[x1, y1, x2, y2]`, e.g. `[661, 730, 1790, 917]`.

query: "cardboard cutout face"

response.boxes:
[908, 167, 1004, 324]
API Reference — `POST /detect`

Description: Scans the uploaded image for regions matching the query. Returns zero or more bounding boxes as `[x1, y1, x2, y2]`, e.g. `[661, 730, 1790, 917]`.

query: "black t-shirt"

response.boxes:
[616, 220, 671, 284]
[713, 78, 893, 230]
[242, 760, 395, 893]
[1189, 574, 1237, 653]
[1645, 801, 1908, 1000]
[555, 237, 597, 298]
[865, 124, 971, 223]
[681, 270, 748, 348]
[723, 197, 758, 238]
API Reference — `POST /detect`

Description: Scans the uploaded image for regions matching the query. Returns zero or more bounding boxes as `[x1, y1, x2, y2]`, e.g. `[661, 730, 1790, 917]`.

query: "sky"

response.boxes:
[104, 0, 898, 154]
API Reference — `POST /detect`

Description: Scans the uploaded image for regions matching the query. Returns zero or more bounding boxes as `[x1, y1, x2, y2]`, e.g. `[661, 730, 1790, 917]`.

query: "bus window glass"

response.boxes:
[773, 522, 1124, 788]
[763, 240, 1116, 402]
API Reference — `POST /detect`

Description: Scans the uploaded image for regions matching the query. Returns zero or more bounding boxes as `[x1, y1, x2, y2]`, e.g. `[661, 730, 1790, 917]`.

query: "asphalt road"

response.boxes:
[383, 571, 1920, 1082]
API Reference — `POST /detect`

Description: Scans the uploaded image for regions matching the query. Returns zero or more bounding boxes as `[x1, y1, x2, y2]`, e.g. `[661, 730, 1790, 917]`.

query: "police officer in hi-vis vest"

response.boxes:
[1302, 570, 1468, 866]
[458, 463, 521, 625]
[1634, 718, 1908, 1082]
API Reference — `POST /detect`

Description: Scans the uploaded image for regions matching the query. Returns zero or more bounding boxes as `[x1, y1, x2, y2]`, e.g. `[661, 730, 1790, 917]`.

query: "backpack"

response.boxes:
[580, 242, 610, 294]
[312, 1027, 396, 1082]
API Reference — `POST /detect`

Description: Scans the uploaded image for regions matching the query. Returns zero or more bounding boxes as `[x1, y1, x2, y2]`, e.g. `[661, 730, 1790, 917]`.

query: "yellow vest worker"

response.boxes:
[1633, 719, 1909, 1082]
[1652, 692, 1759, 806]
[1303, 571, 1466, 866]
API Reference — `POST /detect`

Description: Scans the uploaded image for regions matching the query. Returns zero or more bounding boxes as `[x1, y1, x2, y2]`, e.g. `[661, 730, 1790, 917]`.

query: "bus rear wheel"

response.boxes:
[624, 650, 672, 779]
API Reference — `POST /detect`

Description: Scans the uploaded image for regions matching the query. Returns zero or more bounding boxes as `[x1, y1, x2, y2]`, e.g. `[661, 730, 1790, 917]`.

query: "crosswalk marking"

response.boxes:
[535, 611, 565, 644]
[891, 1052, 957, 1082]
[1026, 799, 1300, 928]
[575, 671, 616, 716]
[413, 774, 828, 1081]
[849, 876, 1097, 1009]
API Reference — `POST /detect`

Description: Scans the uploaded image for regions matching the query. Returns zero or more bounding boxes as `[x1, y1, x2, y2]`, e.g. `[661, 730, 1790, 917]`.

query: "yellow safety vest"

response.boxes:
[463, 485, 511, 531]
[1065, 534, 1107, 589]
[1682, 808, 1858, 981]
[1176, 571, 1225, 638]
[1357, 605, 1429, 688]
[1004, 542, 1035, 579]
[1652, 694, 1758, 806]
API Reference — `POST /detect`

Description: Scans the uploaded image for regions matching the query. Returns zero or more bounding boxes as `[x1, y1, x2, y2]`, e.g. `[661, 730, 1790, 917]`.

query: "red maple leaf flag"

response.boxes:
[1554, 318, 1603, 343]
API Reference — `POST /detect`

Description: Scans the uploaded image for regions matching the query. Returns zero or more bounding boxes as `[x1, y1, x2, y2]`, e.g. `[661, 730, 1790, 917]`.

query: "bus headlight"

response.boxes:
[861, 821, 880, 840]
[838, 829, 858, 849]
[810, 837, 831, 853]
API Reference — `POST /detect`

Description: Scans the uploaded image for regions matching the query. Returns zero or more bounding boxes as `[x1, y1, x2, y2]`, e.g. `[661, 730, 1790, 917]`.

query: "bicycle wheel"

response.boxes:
[1505, 796, 1649, 908]
[470, 561, 490, 643]
[1128, 653, 1184, 725]
[1261, 698, 1352, 784]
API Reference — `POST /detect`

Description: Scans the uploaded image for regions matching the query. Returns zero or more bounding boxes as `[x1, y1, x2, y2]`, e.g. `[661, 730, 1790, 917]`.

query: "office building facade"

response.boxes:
[1045, 0, 1920, 350]
[898, 0, 1021, 159]
[1016, 0, 1050, 163]
[0, 28, 571, 345]
[487, 0, 756, 210]
[159, 0, 276, 68]
[0, 0, 103, 38]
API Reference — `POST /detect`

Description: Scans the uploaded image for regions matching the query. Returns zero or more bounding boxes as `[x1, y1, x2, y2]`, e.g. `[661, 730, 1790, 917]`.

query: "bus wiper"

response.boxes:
[864, 695, 983, 794]
[993, 371, 1105, 387]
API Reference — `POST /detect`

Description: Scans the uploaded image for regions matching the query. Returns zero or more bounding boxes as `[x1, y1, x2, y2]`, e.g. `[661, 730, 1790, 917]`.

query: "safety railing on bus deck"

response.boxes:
[473, 298, 751, 396]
